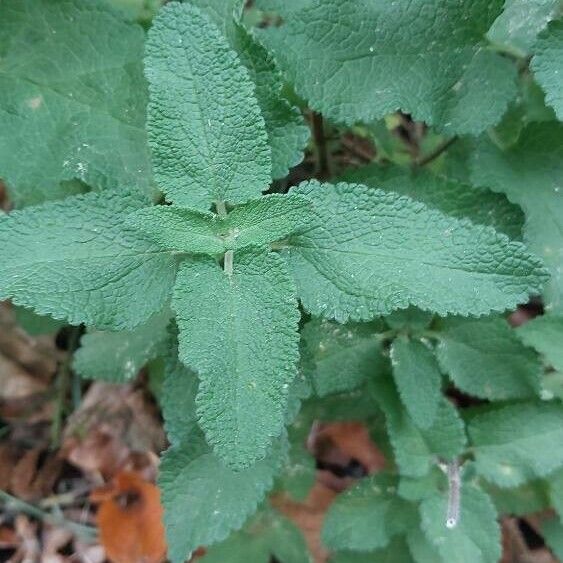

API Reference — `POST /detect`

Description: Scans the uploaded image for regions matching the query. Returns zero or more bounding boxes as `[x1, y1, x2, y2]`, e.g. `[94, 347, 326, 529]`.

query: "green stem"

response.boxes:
[215, 200, 228, 219]
[415, 136, 458, 167]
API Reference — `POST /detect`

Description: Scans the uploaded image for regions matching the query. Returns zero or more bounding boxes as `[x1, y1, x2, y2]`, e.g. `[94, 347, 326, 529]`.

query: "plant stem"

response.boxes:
[224, 250, 234, 276]
[50, 326, 81, 449]
[311, 112, 331, 179]
[0, 490, 96, 539]
[215, 200, 228, 219]
[415, 136, 458, 167]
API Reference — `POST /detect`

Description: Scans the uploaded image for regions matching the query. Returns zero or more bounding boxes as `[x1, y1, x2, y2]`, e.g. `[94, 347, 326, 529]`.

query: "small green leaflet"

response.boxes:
[300, 318, 385, 397]
[371, 376, 466, 478]
[322, 474, 414, 552]
[341, 166, 524, 240]
[159, 431, 287, 563]
[330, 538, 414, 563]
[160, 334, 199, 447]
[145, 2, 271, 210]
[202, 507, 311, 563]
[483, 479, 550, 516]
[469, 402, 563, 487]
[487, 0, 560, 56]
[0, 0, 151, 207]
[73, 310, 170, 382]
[0, 191, 176, 330]
[518, 315, 563, 372]
[285, 181, 547, 322]
[390, 337, 442, 429]
[258, 0, 517, 134]
[420, 485, 501, 563]
[549, 468, 563, 518]
[13, 306, 65, 336]
[471, 122, 563, 312]
[532, 20, 563, 120]
[129, 194, 314, 254]
[542, 517, 563, 560]
[173, 252, 299, 469]
[435, 316, 541, 400]
[384, 307, 434, 332]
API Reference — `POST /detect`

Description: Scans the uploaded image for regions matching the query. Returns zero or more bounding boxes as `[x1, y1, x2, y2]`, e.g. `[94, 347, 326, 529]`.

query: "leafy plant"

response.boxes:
[1, 0, 563, 561]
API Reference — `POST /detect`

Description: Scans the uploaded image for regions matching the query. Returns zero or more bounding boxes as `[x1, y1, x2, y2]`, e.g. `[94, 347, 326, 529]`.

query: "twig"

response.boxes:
[415, 136, 458, 167]
[340, 137, 374, 163]
[50, 326, 81, 449]
[311, 112, 331, 180]
[0, 490, 97, 539]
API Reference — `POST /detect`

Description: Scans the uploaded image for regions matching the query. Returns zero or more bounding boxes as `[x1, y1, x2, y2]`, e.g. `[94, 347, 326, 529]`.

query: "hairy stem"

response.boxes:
[215, 200, 228, 219]
[224, 250, 234, 276]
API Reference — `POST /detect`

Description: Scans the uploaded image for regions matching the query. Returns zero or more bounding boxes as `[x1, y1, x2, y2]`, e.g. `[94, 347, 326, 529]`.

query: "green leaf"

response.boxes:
[300, 318, 385, 397]
[203, 507, 311, 563]
[159, 431, 286, 563]
[483, 480, 550, 516]
[0, 0, 151, 207]
[469, 402, 563, 487]
[13, 306, 65, 336]
[518, 314, 563, 372]
[0, 191, 176, 330]
[542, 517, 563, 560]
[161, 333, 199, 447]
[407, 528, 442, 563]
[532, 21, 563, 120]
[471, 122, 563, 312]
[435, 316, 541, 400]
[390, 337, 442, 429]
[258, 0, 517, 134]
[145, 2, 270, 210]
[285, 180, 547, 321]
[173, 251, 299, 468]
[384, 307, 434, 332]
[487, 0, 560, 56]
[549, 468, 563, 518]
[371, 376, 466, 478]
[187, 0, 309, 178]
[73, 310, 170, 382]
[330, 538, 414, 563]
[321, 474, 414, 552]
[341, 166, 524, 240]
[420, 485, 501, 563]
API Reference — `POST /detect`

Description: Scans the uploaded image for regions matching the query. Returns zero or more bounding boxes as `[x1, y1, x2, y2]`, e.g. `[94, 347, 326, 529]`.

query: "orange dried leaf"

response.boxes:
[92, 471, 167, 563]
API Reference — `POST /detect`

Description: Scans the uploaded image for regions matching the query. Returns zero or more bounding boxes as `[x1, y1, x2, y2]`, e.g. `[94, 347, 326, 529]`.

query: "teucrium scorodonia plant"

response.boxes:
[1, 0, 563, 561]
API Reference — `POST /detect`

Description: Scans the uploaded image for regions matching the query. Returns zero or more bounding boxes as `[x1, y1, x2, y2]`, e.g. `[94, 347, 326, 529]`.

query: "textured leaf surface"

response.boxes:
[0, 0, 151, 207]
[258, 0, 517, 134]
[188, 0, 309, 178]
[73, 310, 170, 382]
[487, 0, 560, 55]
[159, 432, 286, 563]
[0, 191, 176, 330]
[420, 486, 501, 563]
[436, 317, 541, 400]
[321, 474, 413, 551]
[13, 307, 65, 336]
[203, 508, 311, 563]
[471, 123, 563, 312]
[161, 335, 199, 447]
[341, 166, 524, 240]
[285, 181, 547, 321]
[301, 319, 384, 397]
[372, 376, 466, 478]
[518, 315, 563, 372]
[390, 337, 442, 429]
[532, 21, 563, 120]
[173, 252, 299, 468]
[145, 2, 270, 209]
[469, 402, 563, 486]
[330, 538, 414, 563]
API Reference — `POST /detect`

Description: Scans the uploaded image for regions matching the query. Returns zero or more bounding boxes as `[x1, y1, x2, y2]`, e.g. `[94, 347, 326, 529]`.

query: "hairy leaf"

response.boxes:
[469, 402, 563, 486]
[0, 0, 151, 207]
[390, 337, 442, 429]
[285, 181, 547, 321]
[173, 252, 299, 468]
[420, 485, 501, 563]
[322, 474, 414, 551]
[518, 314, 563, 372]
[532, 21, 563, 120]
[301, 319, 385, 397]
[73, 310, 170, 382]
[159, 432, 286, 563]
[0, 191, 176, 330]
[258, 0, 517, 134]
[435, 316, 541, 400]
[145, 2, 271, 209]
[471, 123, 563, 312]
